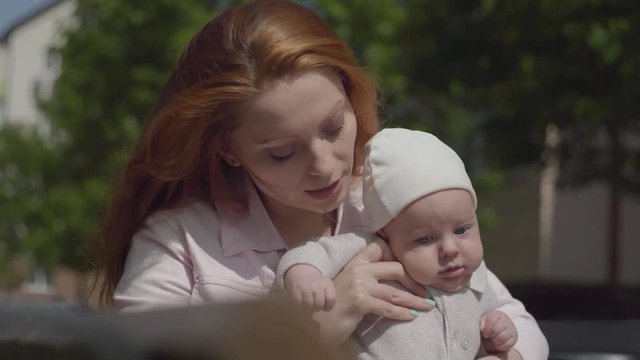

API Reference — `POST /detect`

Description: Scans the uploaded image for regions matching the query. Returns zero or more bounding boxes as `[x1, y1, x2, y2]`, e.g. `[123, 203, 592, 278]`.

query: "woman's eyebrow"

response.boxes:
[319, 98, 346, 127]
[255, 98, 346, 146]
[256, 136, 298, 147]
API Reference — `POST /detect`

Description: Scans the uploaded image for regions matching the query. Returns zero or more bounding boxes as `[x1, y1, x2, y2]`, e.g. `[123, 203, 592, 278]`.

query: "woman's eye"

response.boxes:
[269, 152, 293, 162]
[325, 117, 345, 137]
[415, 236, 436, 245]
[267, 146, 294, 162]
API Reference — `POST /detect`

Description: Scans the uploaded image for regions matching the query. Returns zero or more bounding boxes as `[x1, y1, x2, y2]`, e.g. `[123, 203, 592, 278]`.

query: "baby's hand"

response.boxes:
[480, 310, 518, 353]
[283, 264, 336, 311]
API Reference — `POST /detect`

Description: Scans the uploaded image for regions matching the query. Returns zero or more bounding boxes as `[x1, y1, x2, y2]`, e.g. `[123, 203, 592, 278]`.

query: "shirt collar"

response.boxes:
[218, 177, 287, 257]
[467, 260, 488, 293]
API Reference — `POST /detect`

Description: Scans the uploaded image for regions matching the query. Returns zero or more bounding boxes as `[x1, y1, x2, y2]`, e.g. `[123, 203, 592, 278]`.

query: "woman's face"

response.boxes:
[229, 70, 358, 214]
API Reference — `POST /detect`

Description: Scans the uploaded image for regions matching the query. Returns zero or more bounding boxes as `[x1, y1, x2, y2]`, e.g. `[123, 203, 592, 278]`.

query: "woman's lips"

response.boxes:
[439, 266, 465, 279]
[306, 178, 342, 200]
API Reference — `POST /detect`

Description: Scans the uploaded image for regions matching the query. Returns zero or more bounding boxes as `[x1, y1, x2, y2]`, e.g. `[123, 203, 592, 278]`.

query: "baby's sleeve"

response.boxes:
[487, 269, 550, 359]
[275, 233, 373, 287]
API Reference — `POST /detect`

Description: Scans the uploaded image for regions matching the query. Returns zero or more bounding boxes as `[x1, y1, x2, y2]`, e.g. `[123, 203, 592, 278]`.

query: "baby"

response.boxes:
[277, 128, 520, 359]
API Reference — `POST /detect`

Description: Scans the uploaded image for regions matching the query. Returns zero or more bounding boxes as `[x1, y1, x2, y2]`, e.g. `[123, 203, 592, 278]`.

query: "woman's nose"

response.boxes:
[307, 140, 334, 177]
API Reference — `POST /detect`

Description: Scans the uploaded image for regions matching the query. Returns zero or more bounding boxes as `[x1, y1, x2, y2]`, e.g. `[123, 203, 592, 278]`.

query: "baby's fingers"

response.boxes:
[291, 288, 304, 305]
[491, 327, 517, 351]
[301, 288, 317, 309]
[312, 288, 326, 311]
[481, 312, 502, 338]
[323, 283, 337, 311]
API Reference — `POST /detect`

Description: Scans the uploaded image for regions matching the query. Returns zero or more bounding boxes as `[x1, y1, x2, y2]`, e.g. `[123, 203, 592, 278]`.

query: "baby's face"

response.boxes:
[382, 189, 483, 293]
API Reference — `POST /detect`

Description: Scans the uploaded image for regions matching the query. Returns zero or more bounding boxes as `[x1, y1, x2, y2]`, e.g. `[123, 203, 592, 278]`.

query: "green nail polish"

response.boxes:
[426, 299, 436, 307]
[410, 309, 419, 317]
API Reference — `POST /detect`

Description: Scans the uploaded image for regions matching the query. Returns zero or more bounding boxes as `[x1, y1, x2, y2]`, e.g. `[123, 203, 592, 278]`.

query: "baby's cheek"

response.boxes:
[403, 254, 435, 284]
[473, 243, 484, 266]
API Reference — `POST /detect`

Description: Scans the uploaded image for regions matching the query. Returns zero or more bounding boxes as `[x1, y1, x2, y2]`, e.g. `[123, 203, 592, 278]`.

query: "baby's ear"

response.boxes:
[374, 230, 396, 262]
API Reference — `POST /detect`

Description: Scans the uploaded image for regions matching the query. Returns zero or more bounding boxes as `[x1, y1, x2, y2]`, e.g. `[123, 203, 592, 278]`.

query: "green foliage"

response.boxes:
[0, 126, 52, 278]
[315, 0, 408, 99]
[0, 0, 235, 273]
[45, 0, 220, 179]
[318, 0, 640, 193]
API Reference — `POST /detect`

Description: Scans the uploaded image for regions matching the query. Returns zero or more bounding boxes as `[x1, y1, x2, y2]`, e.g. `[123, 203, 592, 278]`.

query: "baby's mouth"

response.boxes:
[439, 265, 465, 279]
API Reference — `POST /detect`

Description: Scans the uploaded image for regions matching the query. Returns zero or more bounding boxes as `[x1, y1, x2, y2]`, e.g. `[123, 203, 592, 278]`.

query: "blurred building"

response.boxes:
[482, 160, 640, 288]
[0, 0, 75, 129]
[0, 0, 78, 304]
[548, 182, 640, 286]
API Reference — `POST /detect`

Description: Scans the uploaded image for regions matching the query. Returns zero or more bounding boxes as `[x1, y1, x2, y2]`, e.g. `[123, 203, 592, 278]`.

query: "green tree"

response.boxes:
[0, 125, 59, 286]
[0, 0, 240, 278]
[314, 0, 408, 99]
[393, 0, 640, 288]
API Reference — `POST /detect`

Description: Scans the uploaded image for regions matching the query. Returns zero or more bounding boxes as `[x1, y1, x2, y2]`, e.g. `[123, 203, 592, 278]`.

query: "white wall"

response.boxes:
[549, 183, 640, 285]
[4, 0, 75, 128]
[621, 193, 640, 284]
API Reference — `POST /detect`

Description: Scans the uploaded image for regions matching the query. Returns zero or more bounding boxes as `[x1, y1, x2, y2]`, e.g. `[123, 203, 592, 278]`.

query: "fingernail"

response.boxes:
[410, 309, 420, 317]
[426, 299, 436, 307]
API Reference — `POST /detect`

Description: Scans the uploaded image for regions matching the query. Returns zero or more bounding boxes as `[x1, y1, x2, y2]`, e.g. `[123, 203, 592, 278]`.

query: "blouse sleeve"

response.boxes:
[113, 216, 194, 312]
[487, 269, 549, 359]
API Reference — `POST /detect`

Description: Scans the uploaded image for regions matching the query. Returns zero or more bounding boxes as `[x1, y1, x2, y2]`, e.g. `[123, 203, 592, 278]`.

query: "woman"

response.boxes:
[97, 1, 547, 358]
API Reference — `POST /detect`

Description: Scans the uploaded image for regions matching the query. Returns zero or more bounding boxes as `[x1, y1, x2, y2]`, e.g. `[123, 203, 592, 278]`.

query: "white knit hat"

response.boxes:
[362, 128, 477, 231]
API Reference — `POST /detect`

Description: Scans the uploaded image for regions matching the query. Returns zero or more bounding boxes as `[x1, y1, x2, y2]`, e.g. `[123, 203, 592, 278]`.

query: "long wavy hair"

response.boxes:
[95, 0, 379, 307]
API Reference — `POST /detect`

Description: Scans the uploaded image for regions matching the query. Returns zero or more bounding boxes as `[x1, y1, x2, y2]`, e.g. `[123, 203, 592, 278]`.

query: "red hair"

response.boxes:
[96, 0, 379, 307]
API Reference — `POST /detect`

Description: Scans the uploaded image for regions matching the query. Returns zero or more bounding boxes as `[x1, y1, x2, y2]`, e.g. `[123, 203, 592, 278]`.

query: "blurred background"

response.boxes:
[0, 0, 638, 321]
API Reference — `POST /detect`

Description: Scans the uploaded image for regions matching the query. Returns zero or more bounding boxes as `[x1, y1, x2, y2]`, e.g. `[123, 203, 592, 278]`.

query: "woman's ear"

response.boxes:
[220, 150, 241, 167]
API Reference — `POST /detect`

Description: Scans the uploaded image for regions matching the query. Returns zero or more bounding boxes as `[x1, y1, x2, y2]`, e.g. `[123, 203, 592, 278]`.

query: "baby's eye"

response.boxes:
[454, 226, 470, 236]
[415, 236, 436, 245]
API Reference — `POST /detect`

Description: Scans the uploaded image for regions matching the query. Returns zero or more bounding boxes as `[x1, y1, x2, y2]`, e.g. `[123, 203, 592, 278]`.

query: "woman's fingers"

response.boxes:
[340, 263, 431, 313]
[349, 238, 395, 265]
[315, 252, 430, 344]
[372, 237, 396, 262]
[368, 282, 432, 312]
[329, 242, 433, 326]
[366, 297, 422, 321]
[358, 261, 427, 298]
[348, 240, 424, 296]
[349, 241, 384, 265]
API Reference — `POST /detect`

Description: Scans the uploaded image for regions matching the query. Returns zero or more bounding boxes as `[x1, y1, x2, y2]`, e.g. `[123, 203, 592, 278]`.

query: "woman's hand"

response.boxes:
[312, 238, 433, 344]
